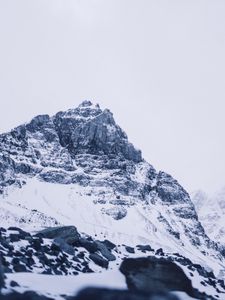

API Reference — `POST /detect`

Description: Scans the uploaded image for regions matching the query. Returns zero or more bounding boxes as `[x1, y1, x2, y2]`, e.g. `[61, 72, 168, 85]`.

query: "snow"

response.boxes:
[4, 270, 126, 300]
[192, 188, 225, 245]
[4, 272, 206, 300]
[1, 177, 225, 280]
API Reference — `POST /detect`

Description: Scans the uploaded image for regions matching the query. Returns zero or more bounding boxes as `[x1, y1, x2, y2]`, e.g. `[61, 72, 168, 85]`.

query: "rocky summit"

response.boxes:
[0, 101, 225, 299]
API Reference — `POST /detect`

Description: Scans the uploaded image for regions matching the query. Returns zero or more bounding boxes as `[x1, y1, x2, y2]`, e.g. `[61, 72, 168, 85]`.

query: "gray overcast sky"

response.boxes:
[0, 0, 225, 194]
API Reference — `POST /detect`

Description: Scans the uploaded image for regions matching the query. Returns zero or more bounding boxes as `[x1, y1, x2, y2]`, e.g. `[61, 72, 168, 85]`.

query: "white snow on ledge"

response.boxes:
[4, 270, 126, 300]
[4, 271, 198, 300]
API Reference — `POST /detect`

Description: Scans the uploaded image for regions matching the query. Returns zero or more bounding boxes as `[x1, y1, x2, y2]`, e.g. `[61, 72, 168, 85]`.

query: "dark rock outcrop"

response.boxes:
[36, 226, 80, 245]
[89, 253, 109, 269]
[0, 291, 52, 300]
[72, 288, 179, 300]
[0, 259, 4, 290]
[52, 238, 75, 255]
[0, 227, 118, 276]
[120, 257, 194, 297]
[53, 101, 142, 162]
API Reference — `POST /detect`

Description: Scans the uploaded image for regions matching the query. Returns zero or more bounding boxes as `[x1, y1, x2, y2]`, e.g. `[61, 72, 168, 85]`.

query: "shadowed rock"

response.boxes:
[53, 101, 142, 162]
[72, 287, 179, 300]
[36, 226, 80, 245]
[52, 238, 75, 255]
[0, 291, 52, 299]
[120, 257, 194, 297]
[0, 258, 5, 290]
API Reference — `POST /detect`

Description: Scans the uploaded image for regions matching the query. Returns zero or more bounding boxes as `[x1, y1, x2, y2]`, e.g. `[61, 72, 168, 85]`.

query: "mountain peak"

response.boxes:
[78, 100, 97, 108]
[56, 101, 102, 120]
[53, 102, 142, 162]
[0, 101, 142, 176]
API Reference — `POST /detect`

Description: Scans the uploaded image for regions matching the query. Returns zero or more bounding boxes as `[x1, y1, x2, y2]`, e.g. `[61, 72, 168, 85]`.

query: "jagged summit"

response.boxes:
[79, 99, 95, 107]
[0, 101, 142, 192]
[57, 100, 103, 120]
[52, 102, 141, 162]
[1, 101, 142, 162]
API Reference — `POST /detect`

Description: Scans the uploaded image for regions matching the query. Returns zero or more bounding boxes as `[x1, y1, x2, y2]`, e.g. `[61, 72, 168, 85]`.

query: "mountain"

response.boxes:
[0, 101, 225, 299]
[192, 188, 225, 245]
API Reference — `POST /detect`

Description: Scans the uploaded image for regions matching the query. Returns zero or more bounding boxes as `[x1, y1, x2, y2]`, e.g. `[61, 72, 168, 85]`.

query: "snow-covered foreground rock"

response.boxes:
[0, 101, 225, 299]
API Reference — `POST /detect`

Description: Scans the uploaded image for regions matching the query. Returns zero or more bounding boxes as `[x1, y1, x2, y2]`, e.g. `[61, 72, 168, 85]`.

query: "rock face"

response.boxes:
[53, 101, 142, 162]
[0, 100, 141, 190]
[120, 257, 194, 296]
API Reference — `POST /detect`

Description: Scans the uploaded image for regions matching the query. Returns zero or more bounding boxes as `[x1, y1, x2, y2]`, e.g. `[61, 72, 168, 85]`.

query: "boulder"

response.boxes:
[52, 238, 75, 255]
[73, 288, 179, 300]
[102, 240, 116, 250]
[136, 245, 154, 252]
[125, 246, 135, 254]
[8, 227, 31, 238]
[89, 253, 109, 269]
[78, 238, 98, 253]
[120, 257, 194, 297]
[36, 226, 80, 245]
[104, 207, 127, 220]
[0, 291, 52, 299]
[96, 241, 116, 261]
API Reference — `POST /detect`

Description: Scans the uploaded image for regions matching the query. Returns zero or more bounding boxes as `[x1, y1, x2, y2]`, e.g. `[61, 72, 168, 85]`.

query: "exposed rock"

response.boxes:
[102, 240, 116, 250]
[95, 241, 116, 261]
[120, 257, 194, 297]
[36, 226, 80, 245]
[8, 227, 31, 239]
[125, 246, 135, 254]
[9, 281, 19, 288]
[104, 207, 127, 220]
[78, 238, 98, 253]
[156, 172, 193, 206]
[0, 258, 4, 290]
[13, 264, 27, 273]
[53, 101, 142, 162]
[38, 170, 72, 184]
[136, 245, 154, 253]
[156, 248, 164, 256]
[89, 253, 109, 269]
[0, 291, 52, 300]
[73, 288, 179, 300]
[52, 238, 75, 255]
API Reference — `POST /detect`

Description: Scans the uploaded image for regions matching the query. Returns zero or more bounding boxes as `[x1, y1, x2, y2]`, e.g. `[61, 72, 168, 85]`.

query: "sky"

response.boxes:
[0, 0, 225, 194]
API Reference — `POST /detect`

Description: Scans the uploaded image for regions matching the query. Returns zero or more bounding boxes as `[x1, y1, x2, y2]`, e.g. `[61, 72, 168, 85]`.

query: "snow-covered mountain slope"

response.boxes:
[192, 189, 225, 246]
[1, 100, 225, 298]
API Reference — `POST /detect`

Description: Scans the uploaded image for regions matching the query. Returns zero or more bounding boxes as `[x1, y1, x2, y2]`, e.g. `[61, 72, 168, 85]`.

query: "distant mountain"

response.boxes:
[192, 188, 225, 245]
[1, 101, 225, 299]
